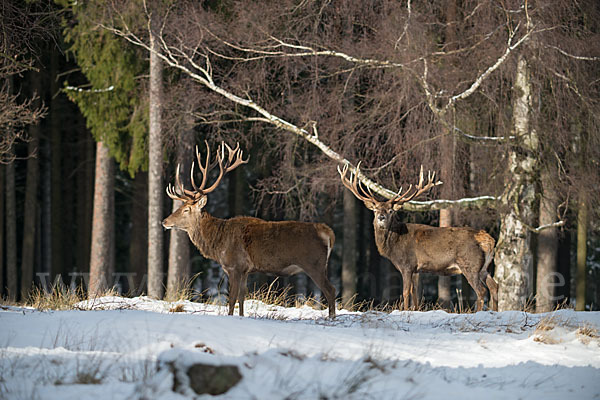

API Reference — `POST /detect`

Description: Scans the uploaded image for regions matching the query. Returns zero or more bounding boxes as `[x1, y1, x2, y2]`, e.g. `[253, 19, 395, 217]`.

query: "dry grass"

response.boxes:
[169, 303, 186, 313]
[194, 342, 215, 354]
[576, 323, 599, 345]
[246, 279, 294, 307]
[530, 310, 599, 345]
[25, 284, 86, 311]
[16, 284, 123, 311]
[164, 273, 202, 303]
[532, 314, 564, 344]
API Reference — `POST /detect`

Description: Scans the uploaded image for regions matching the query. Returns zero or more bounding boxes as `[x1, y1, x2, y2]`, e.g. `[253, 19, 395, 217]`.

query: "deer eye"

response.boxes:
[183, 208, 190, 213]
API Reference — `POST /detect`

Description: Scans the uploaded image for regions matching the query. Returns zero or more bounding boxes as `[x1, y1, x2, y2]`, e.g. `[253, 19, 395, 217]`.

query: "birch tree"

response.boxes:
[494, 55, 538, 310]
[102, 0, 600, 308]
[147, 18, 164, 299]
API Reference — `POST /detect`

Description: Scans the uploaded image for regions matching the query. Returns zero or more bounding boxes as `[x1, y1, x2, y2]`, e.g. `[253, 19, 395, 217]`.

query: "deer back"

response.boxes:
[374, 217, 487, 273]
[242, 221, 334, 274]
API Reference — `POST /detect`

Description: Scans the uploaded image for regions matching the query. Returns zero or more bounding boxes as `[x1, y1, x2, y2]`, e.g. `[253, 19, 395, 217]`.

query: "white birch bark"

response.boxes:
[494, 55, 538, 311]
[147, 30, 164, 299]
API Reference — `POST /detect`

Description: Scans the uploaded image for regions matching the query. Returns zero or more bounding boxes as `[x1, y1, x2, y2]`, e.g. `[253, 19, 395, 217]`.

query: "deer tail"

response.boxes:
[474, 230, 495, 272]
[317, 224, 335, 260]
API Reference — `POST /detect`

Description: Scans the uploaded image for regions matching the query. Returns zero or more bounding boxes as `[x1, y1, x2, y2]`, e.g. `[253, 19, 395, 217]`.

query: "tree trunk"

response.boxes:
[21, 111, 40, 298]
[50, 50, 62, 282]
[437, 125, 455, 309]
[0, 164, 4, 297]
[88, 141, 115, 298]
[62, 128, 75, 285]
[495, 55, 538, 311]
[341, 189, 357, 307]
[438, 209, 453, 309]
[41, 124, 52, 278]
[536, 169, 559, 312]
[436, 0, 458, 310]
[75, 130, 94, 275]
[575, 194, 588, 311]
[147, 30, 164, 299]
[364, 207, 378, 300]
[5, 160, 17, 301]
[130, 171, 148, 295]
[167, 123, 193, 298]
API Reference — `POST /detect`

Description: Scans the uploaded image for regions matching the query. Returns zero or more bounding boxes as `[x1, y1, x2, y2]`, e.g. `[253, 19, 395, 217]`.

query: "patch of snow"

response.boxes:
[1, 297, 599, 399]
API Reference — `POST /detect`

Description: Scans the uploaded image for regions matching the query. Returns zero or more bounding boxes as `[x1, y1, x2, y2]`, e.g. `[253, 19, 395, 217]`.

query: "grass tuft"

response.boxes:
[576, 323, 599, 345]
[169, 303, 186, 313]
[26, 284, 85, 311]
[164, 273, 202, 303]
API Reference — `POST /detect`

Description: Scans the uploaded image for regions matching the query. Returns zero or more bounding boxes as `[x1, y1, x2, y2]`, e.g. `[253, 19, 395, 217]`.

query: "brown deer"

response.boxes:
[338, 164, 498, 311]
[162, 142, 337, 317]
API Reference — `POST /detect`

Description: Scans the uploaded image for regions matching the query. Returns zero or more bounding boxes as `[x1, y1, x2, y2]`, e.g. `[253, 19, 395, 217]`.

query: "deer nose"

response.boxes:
[378, 215, 386, 221]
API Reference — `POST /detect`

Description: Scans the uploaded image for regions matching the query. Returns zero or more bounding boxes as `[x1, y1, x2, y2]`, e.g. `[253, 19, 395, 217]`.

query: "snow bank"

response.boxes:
[1, 297, 599, 399]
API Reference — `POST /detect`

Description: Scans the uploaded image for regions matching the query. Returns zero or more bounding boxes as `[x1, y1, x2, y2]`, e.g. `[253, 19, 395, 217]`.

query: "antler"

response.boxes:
[337, 162, 380, 206]
[338, 162, 442, 209]
[165, 141, 249, 202]
[166, 163, 198, 202]
[194, 141, 248, 194]
[388, 165, 442, 207]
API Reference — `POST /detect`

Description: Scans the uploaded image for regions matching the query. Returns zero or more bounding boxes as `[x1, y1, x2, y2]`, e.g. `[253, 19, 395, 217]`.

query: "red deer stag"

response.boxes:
[162, 142, 337, 317]
[338, 164, 498, 311]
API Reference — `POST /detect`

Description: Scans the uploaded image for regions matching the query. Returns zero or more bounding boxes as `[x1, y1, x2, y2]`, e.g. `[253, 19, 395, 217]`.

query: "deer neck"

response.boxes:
[373, 214, 409, 256]
[188, 212, 228, 261]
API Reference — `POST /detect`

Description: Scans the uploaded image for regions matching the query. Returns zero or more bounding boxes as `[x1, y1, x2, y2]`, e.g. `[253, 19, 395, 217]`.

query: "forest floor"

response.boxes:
[1, 296, 599, 399]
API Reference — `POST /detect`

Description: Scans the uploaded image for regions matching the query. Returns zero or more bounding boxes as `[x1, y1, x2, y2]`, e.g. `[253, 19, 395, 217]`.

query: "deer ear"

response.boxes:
[194, 196, 208, 210]
[364, 200, 376, 211]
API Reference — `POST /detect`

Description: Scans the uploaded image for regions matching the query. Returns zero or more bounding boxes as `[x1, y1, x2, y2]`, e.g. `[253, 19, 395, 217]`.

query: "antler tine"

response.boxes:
[196, 142, 210, 191]
[175, 163, 197, 197]
[190, 161, 199, 192]
[223, 141, 249, 173]
[165, 164, 194, 202]
[337, 162, 381, 205]
[194, 141, 248, 195]
[391, 165, 442, 206]
[165, 184, 179, 201]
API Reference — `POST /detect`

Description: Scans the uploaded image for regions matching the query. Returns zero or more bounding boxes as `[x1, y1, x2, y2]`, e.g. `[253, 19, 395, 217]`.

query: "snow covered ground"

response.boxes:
[1, 296, 599, 399]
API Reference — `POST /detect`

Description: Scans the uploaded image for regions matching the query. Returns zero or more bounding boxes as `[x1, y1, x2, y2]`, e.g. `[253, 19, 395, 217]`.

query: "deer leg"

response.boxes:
[401, 270, 413, 311]
[227, 270, 240, 316]
[464, 272, 487, 312]
[412, 273, 421, 310]
[238, 273, 248, 317]
[304, 269, 337, 318]
[485, 274, 499, 311]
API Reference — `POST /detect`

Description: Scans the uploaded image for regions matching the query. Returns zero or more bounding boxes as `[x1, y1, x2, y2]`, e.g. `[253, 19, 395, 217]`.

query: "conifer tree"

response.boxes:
[60, 1, 148, 296]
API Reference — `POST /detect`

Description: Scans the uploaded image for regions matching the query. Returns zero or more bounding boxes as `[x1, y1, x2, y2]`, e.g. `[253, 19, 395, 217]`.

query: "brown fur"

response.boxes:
[338, 164, 498, 311]
[163, 202, 336, 317]
[370, 207, 498, 311]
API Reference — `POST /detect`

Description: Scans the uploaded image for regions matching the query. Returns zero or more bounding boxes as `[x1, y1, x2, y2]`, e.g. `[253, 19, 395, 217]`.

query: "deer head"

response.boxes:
[162, 141, 248, 231]
[338, 163, 442, 230]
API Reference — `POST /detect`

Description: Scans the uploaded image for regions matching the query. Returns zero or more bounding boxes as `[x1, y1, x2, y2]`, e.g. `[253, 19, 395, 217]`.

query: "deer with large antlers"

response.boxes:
[162, 141, 337, 317]
[339, 164, 498, 311]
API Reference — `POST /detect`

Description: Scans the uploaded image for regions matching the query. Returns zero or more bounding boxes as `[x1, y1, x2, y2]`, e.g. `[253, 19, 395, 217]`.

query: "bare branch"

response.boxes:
[444, 24, 534, 109]
[101, 17, 498, 211]
[544, 44, 600, 61]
